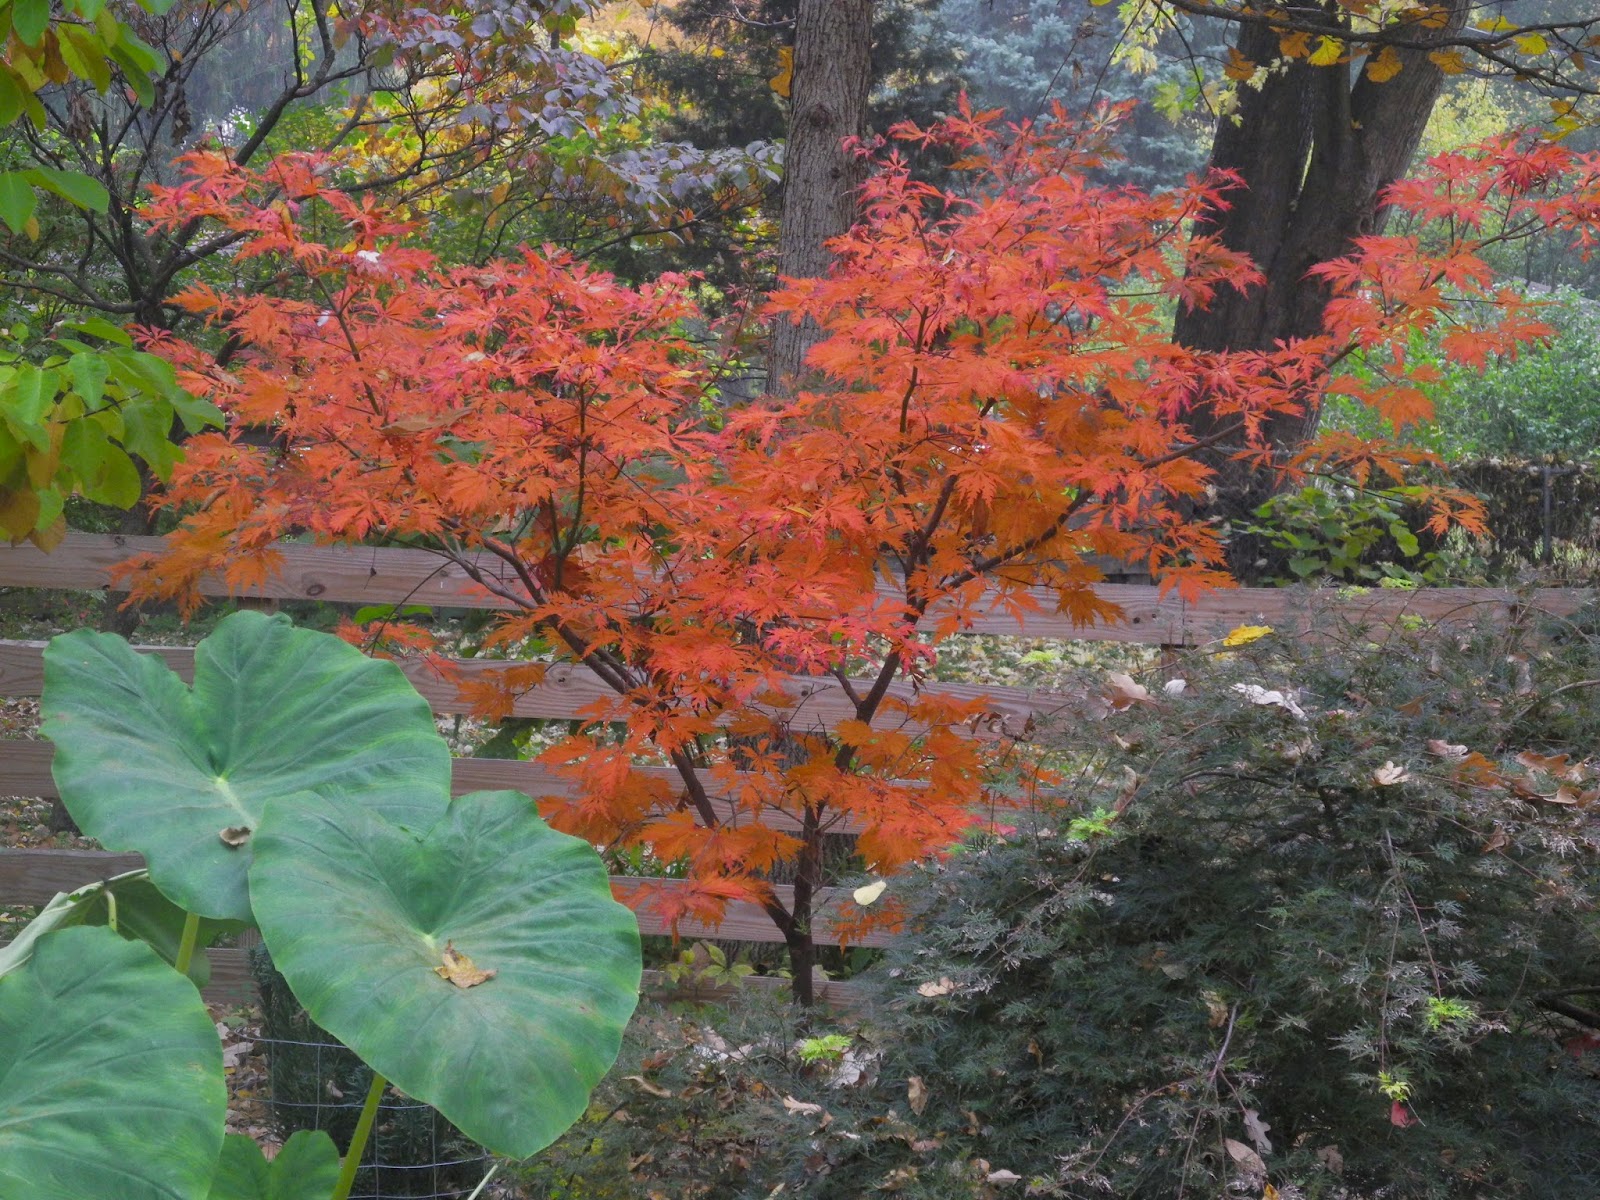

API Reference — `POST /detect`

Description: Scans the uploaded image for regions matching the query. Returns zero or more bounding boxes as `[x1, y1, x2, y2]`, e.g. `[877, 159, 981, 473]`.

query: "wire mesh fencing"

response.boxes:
[250, 949, 496, 1199]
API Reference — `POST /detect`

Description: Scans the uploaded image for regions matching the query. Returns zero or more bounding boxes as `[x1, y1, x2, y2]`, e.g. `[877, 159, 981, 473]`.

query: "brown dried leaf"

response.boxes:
[781, 1095, 825, 1117]
[1105, 671, 1151, 710]
[1316, 1144, 1345, 1174]
[907, 1075, 929, 1116]
[917, 977, 955, 998]
[1224, 1137, 1266, 1179]
[1243, 1107, 1273, 1155]
[218, 825, 252, 848]
[434, 941, 496, 988]
[1426, 739, 1467, 760]
[1204, 991, 1229, 1029]
[1517, 750, 1587, 781]
[1372, 762, 1412, 786]
[624, 1075, 675, 1099]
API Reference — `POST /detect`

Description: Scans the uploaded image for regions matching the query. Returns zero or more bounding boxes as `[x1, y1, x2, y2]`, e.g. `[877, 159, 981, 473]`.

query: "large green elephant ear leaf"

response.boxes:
[42, 609, 452, 922]
[206, 1131, 341, 1200]
[0, 925, 225, 1200]
[250, 790, 642, 1160]
[0, 868, 242, 986]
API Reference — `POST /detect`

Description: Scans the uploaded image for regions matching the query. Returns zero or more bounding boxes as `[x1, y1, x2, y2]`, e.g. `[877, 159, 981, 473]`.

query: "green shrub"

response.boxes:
[856, 604, 1600, 1197]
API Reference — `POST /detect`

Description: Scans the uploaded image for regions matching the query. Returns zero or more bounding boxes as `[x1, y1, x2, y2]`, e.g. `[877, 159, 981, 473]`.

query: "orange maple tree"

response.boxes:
[123, 105, 1597, 1002]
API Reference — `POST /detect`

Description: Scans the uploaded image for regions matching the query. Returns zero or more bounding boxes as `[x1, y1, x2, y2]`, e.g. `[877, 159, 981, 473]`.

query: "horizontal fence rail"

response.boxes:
[0, 738, 1024, 837]
[3, 533, 1593, 1010]
[2, 533, 1588, 645]
[0, 847, 891, 950]
[0, 639, 1068, 742]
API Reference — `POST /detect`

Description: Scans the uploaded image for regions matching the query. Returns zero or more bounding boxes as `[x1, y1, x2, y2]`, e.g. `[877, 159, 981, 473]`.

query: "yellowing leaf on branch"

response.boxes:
[1222, 624, 1273, 647]
[1309, 36, 1345, 66]
[769, 46, 793, 98]
[1224, 47, 1257, 81]
[1366, 46, 1404, 82]
[1429, 49, 1470, 74]
[1514, 32, 1549, 55]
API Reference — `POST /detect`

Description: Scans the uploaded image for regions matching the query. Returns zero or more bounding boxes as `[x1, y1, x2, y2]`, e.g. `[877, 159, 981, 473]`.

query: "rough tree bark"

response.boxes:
[769, 0, 873, 392]
[1175, 0, 1468, 571]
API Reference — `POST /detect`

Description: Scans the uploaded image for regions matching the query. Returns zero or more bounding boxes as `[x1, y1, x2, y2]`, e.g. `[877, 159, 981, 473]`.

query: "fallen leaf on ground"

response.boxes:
[1224, 1137, 1266, 1177]
[907, 1075, 928, 1116]
[1372, 761, 1412, 786]
[1243, 1107, 1273, 1154]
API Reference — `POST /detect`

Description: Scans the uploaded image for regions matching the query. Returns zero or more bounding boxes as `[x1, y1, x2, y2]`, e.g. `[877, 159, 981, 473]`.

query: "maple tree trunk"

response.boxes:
[1175, 1, 1467, 574]
[769, 0, 873, 392]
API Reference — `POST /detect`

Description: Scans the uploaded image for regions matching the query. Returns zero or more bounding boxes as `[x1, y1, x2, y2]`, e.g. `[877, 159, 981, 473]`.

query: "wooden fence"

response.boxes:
[0, 533, 1590, 1005]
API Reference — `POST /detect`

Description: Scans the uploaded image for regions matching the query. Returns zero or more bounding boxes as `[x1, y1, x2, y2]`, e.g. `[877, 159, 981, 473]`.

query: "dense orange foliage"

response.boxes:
[123, 104, 1600, 995]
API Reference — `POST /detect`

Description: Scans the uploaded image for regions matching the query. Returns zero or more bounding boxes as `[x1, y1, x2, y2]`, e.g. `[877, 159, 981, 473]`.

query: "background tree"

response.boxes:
[1165, 0, 1600, 552]
[769, 0, 873, 386]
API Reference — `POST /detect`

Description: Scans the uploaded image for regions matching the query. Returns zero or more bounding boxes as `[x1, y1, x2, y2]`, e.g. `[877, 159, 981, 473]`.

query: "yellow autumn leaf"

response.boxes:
[1309, 36, 1344, 66]
[1475, 15, 1516, 32]
[434, 941, 496, 988]
[710, 46, 725, 58]
[1429, 49, 1469, 74]
[1223, 46, 1257, 81]
[1514, 32, 1549, 55]
[1366, 46, 1403, 82]
[1222, 624, 1273, 648]
[769, 45, 793, 98]
[853, 879, 887, 906]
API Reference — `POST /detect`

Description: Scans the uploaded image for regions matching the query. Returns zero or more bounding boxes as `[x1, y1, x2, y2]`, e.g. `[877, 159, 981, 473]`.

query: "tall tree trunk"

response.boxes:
[769, 0, 873, 391]
[1176, 1, 1467, 573]
[760, 0, 872, 1003]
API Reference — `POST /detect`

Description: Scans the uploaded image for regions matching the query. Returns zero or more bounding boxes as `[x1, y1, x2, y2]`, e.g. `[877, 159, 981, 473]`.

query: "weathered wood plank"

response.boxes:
[0, 535, 1147, 640]
[0, 847, 146, 899]
[4, 738, 1047, 840]
[0, 639, 1066, 740]
[199, 947, 258, 1005]
[0, 848, 892, 947]
[0, 738, 895, 835]
[7, 533, 1580, 645]
[0, 946, 862, 1008]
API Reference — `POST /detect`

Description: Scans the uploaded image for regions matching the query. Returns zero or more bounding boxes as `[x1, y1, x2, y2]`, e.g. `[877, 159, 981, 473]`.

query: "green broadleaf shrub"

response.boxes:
[854, 604, 1600, 1197]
